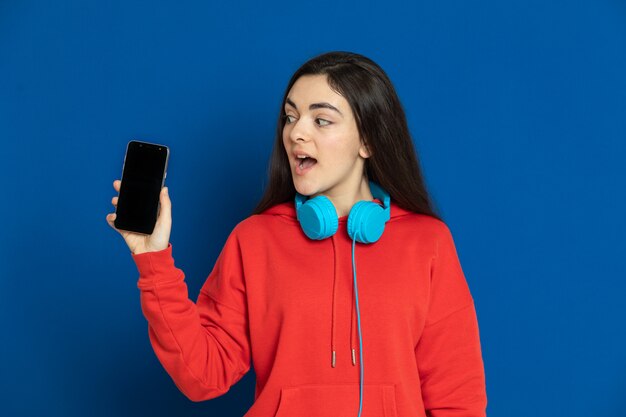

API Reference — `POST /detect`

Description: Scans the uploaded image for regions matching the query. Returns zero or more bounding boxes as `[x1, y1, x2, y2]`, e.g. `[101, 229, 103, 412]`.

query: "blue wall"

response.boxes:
[1, 1, 625, 416]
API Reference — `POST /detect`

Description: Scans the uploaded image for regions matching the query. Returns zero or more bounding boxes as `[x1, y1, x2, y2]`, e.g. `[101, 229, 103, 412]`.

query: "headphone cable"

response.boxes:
[352, 235, 364, 417]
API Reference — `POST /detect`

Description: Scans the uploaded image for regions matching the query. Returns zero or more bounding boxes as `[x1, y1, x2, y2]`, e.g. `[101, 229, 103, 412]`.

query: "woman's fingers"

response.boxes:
[111, 181, 119, 213]
[107, 181, 119, 230]
[107, 179, 119, 229]
[105, 212, 117, 229]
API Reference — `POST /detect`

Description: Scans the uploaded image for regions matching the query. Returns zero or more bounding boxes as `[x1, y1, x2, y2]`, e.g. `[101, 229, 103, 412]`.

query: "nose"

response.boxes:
[287, 117, 310, 143]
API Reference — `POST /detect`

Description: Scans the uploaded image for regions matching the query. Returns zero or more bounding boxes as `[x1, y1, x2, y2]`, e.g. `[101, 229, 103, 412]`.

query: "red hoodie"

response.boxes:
[132, 200, 487, 416]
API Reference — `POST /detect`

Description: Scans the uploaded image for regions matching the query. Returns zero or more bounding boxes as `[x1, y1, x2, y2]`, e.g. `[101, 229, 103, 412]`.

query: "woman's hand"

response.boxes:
[106, 179, 172, 255]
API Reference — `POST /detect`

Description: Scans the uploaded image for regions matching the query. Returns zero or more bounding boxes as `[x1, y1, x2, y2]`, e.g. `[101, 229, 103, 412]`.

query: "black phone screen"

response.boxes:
[114, 140, 169, 235]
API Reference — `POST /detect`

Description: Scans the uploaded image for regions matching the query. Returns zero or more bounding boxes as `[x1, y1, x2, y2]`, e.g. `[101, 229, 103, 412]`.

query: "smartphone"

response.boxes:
[114, 140, 169, 235]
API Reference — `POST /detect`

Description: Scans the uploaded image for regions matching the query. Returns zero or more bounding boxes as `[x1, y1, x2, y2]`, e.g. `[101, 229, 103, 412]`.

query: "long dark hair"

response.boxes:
[252, 51, 441, 221]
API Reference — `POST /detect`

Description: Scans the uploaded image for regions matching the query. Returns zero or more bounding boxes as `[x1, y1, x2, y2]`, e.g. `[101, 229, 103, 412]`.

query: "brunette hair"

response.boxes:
[252, 51, 441, 221]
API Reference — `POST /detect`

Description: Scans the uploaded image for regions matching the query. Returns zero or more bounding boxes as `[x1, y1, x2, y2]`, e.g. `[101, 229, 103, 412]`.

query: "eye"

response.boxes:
[284, 114, 297, 124]
[316, 118, 331, 127]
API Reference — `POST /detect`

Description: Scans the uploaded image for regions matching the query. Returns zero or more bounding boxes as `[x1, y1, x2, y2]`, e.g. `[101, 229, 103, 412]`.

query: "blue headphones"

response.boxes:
[294, 181, 391, 243]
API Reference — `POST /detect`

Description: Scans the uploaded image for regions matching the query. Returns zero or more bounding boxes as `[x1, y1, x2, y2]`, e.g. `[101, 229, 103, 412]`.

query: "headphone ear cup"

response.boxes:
[347, 201, 387, 244]
[297, 195, 339, 240]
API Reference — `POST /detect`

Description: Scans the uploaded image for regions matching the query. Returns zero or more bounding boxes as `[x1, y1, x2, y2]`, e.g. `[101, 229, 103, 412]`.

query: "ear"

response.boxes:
[359, 138, 372, 159]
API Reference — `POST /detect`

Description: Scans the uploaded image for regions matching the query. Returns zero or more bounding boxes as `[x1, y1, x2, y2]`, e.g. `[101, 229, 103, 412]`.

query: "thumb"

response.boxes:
[158, 187, 172, 222]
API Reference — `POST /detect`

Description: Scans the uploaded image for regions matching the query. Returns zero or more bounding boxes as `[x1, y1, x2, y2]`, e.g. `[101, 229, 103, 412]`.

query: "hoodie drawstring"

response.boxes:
[329, 235, 362, 368]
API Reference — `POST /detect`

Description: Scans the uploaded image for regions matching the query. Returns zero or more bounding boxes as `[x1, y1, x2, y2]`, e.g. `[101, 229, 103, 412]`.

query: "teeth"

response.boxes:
[297, 155, 307, 159]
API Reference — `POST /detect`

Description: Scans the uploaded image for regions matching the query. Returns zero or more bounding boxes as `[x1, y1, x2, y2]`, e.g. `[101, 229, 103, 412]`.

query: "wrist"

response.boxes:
[132, 243, 170, 255]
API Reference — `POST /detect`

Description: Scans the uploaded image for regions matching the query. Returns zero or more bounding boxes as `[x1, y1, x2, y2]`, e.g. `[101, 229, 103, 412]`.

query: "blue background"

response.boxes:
[1, 1, 624, 416]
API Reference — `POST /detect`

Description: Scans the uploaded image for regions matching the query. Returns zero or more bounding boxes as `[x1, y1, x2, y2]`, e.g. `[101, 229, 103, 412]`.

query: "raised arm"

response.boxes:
[132, 232, 251, 402]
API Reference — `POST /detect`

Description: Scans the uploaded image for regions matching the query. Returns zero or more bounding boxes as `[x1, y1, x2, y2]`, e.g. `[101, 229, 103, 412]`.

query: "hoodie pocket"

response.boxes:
[274, 383, 398, 417]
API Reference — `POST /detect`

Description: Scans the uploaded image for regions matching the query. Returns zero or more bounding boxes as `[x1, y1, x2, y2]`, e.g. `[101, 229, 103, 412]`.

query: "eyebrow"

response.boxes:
[285, 97, 343, 116]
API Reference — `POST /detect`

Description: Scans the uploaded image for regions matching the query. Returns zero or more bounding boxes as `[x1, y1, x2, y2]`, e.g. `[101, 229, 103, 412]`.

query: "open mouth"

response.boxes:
[298, 156, 317, 170]
[295, 156, 317, 175]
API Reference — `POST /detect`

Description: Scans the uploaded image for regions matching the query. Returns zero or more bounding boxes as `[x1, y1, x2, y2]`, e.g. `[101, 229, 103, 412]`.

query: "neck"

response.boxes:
[326, 178, 373, 218]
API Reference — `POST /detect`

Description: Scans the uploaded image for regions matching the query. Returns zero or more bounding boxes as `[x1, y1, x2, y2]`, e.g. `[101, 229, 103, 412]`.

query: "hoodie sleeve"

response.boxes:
[132, 232, 250, 402]
[414, 223, 487, 416]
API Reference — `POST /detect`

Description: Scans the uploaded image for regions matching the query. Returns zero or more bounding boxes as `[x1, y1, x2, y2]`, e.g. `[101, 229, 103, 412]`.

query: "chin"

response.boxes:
[293, 180, 320, 198]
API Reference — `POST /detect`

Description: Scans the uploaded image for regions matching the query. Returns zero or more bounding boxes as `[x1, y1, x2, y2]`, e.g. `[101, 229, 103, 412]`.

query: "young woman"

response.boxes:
[106, 51, 487, 417]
